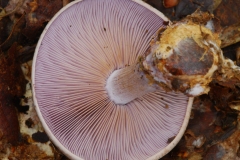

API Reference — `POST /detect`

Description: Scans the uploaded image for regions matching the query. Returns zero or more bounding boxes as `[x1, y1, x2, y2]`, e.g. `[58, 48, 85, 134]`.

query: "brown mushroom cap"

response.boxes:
[32, 0, 193, 159]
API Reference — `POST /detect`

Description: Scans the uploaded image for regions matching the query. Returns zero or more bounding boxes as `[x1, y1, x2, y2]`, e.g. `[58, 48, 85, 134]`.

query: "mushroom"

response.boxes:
[32, 0, 193, 159]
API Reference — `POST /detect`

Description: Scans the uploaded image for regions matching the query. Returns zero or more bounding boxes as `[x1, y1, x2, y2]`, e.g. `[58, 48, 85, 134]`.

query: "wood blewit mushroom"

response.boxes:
[32, 0, 196, 159]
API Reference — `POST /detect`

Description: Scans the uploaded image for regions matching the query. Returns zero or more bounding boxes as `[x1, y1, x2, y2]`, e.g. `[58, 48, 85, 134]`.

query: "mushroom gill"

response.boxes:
[32, 0, 193, 159]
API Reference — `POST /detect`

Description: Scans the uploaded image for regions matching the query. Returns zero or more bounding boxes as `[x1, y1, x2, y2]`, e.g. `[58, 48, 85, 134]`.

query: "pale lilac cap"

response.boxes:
[32, 0, 193, 159]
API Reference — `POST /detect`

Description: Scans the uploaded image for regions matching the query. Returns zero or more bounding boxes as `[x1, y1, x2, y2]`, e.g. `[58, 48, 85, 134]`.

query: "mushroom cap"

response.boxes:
[32, 0, 193, 159]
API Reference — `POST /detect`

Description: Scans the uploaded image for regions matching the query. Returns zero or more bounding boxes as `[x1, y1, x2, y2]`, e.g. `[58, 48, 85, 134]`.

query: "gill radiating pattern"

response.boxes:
[34, 0, 189, 159]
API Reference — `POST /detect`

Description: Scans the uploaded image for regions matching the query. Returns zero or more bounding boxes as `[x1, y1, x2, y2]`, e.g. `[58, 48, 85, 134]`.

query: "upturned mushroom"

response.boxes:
[32, 0, 196, 159]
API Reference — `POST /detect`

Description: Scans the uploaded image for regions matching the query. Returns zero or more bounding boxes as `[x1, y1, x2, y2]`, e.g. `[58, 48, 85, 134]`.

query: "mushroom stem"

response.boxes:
[106, 22, 223, 104]
[106, 10, 240, 105]
[106, 63, 159, 105]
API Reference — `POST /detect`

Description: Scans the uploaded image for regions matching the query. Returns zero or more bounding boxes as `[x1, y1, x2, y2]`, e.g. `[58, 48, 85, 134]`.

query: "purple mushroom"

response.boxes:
[32, 0, 193, 159]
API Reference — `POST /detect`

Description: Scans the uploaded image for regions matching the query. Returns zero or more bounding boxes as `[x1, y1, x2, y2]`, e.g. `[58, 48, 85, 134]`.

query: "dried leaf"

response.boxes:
[22, 0, 63, 40]
[0, 13, 25, 51]
[213, 0, 240, 27]
[0, 16, 12, 44]
[220, 22, 240, 48]
[0, 43, 26, 145]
